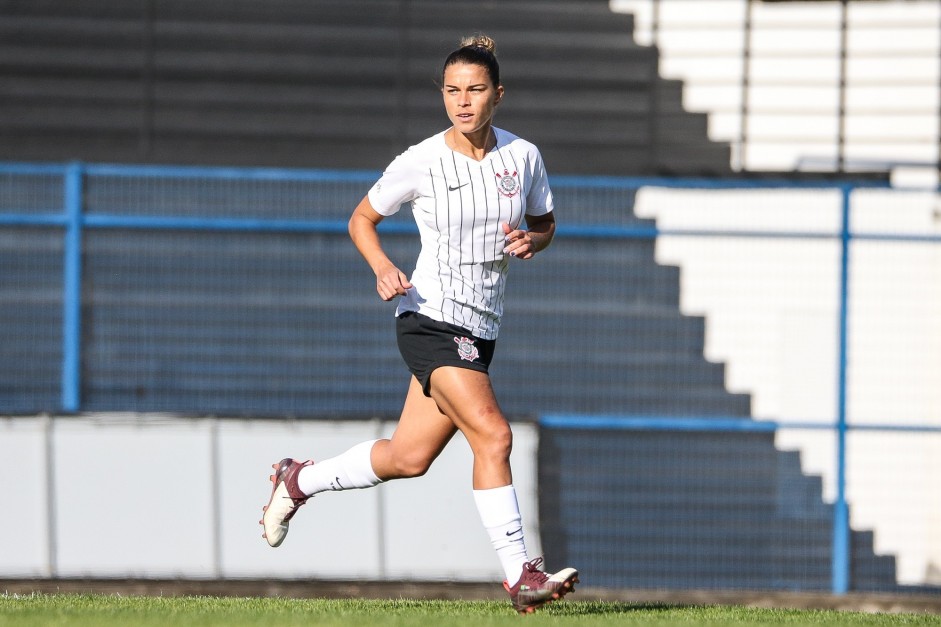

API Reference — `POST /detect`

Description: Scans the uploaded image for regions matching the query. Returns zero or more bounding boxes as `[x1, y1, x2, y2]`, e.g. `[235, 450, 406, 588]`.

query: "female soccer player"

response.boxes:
[261, 34, 578, 614]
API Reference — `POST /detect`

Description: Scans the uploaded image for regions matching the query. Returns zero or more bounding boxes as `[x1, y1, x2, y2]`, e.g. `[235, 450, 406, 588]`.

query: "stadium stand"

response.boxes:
[0, 0, 730, 175]
[539, 429, 900, 591]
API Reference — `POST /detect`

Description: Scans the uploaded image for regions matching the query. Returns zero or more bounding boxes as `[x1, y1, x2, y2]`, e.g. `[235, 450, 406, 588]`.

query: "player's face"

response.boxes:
[441, 62, 503, 136]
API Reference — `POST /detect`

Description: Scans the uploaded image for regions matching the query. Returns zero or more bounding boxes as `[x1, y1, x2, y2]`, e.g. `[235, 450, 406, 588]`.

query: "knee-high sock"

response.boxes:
[474, 484, 530, 586]
[296, 439, 382, 495]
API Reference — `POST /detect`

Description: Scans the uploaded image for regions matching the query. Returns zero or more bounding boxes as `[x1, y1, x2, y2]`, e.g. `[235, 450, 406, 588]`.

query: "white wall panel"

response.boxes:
[0, 415, 539, 582]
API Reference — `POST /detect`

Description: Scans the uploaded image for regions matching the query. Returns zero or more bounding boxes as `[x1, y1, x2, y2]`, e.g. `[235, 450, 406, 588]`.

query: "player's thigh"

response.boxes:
[428, 366, 512, 448]
[385, 376, 457, 472]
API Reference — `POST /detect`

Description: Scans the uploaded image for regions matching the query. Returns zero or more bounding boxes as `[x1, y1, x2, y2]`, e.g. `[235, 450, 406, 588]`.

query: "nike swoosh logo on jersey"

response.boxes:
[506, 527, 523, 536]
[448, 183, 468, 191]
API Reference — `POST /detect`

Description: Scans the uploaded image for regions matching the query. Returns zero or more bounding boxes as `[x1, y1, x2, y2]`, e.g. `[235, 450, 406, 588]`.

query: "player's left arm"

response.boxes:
[502, 211, 555, 260]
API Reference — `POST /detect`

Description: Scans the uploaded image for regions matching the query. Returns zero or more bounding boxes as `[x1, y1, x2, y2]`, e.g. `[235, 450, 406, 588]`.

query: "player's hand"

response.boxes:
[502, 222, 535, 260]
[375, 263, 412, 301]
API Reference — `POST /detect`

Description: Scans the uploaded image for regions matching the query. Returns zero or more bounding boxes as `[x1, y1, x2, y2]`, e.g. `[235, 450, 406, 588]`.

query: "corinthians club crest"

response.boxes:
[454, 336, 480, 362]
[495, 168, 519, 198]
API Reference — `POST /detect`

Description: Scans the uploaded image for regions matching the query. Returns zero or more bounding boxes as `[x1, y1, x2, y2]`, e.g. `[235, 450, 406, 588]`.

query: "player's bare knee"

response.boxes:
[480, 424, 513, 463]
[393, 453, 433, 478]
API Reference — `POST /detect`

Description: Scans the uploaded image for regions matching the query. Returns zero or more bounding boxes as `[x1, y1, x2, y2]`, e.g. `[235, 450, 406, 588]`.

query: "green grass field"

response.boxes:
[2, 594, 941, 627]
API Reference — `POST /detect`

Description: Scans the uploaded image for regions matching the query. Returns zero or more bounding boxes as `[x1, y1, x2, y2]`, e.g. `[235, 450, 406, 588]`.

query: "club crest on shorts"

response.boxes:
[454, 336, 480, 362]
[496, 169, 519, 198]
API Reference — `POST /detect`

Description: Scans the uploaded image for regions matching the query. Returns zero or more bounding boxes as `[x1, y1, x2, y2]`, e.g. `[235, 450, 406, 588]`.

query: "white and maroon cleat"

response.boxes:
[259, 458, 313, 547]
[503, 557, 579, 614]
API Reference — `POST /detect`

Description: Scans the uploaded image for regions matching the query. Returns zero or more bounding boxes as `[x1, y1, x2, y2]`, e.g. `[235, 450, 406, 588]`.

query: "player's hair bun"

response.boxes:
[460, 34, 497, 56]
[442, 33, 501, 87]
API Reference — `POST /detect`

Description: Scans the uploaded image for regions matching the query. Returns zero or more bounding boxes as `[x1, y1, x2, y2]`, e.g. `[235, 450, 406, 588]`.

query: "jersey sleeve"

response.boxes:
[525, 148, 554, 217]
[367, 150, 422, 217]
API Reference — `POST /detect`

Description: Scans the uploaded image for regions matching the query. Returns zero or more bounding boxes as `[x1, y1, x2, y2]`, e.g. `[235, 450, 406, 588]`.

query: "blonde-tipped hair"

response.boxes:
[460, 34, 497, 56]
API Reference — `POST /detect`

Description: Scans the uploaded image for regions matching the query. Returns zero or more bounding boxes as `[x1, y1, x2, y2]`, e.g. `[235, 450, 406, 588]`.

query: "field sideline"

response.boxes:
[3, 593, 941, 627]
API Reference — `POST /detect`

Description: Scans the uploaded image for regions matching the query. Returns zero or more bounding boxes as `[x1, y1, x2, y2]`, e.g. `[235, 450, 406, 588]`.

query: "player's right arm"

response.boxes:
[348, 195, 413, 301]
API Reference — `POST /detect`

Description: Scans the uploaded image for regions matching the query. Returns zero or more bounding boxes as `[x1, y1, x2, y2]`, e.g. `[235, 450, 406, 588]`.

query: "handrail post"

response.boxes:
[832, 183, 853, 594]
[61, 162, 83, 413]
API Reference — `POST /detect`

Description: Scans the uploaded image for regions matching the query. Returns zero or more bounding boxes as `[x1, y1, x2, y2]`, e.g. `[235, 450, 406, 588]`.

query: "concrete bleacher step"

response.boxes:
[85, 300, 383, 332]
[80, 378, 409, 416]
[0, 44, 145, 79]
[852, 533, 900, 588]
[509, 263, 681, 305]
[86, 358, 407, 395]
[0, 0, 142, 20]
[497, 377, 749, 405]
[0, 229, 64, 249]
[82, 331, 387, 359]
[549, 193, 652, 226]
[775, 450, 831, 518]
[0, 317, 62, 349]
[0, 283, 62, 301]
[0, 365, 62, 389]
[81, 193, 371, 221]
[567, 521, 835, 552]
[501, 305, 708, 349]
[0, 251, 64, 271]
[83, 266, 375, 294]
[0, 15, 144, 49]
[409, 0, 632, 32]
[564, 492, 822, 517]
[656, 142, 735, 173]
[80, 391, 402, 416]
[409, 28, 647, 58]
[500, 388, 751, 417]
[509, 283, 681, 308]
[148, 0, 633, 34]
[503, 350, 730, 383]
[0, 177, 65, 210]
[0, 389, 61, 413]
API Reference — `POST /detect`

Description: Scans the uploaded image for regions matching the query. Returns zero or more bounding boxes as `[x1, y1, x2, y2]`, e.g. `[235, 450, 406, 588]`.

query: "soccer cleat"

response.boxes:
[503, 557, 579, 615]
[260, 457, 314, 547]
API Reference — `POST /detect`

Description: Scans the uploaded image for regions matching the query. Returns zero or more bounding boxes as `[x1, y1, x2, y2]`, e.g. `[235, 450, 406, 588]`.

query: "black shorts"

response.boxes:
[395, 311, 496, 397]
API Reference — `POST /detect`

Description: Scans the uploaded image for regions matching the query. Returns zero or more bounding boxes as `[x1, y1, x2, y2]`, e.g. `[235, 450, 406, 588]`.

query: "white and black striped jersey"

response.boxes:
[367, 127, 554, 340]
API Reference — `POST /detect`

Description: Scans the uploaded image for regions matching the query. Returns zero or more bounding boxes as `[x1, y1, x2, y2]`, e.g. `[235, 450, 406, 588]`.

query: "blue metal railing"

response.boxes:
[61, 163, 83, 412]
[3, 161, 939, 594]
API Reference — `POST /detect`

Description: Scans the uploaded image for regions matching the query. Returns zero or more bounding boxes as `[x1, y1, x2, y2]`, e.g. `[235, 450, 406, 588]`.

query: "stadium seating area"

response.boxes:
[0, 0, 729, 175]
[539, 428, 900, 591]
[1, 170, 755, 418]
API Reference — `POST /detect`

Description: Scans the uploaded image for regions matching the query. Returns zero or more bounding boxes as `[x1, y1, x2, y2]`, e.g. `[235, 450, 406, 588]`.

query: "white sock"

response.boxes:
[473, 484, 530, 586]
[297, 439, 383, 495]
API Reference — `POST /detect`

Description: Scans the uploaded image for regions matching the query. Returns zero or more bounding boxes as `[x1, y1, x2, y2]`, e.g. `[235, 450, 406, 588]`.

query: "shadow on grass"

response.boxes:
[545, 600, 695, 616]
